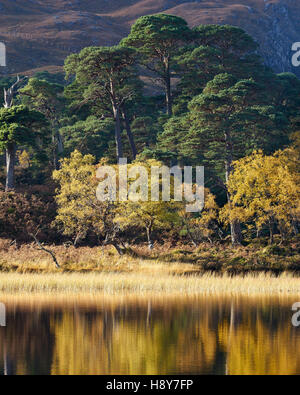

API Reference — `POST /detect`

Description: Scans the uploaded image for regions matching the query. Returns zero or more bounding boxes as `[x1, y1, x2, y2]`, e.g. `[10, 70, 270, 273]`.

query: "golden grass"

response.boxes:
[0, 239, 299, 297]
[0, 272, 300, 296]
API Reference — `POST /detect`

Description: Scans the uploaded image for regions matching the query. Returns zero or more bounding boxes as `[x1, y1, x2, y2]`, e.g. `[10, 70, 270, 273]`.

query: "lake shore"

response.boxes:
[0, 239, 299, 296]
[0, 237, 299, 274]
[1, 272, 300, 296]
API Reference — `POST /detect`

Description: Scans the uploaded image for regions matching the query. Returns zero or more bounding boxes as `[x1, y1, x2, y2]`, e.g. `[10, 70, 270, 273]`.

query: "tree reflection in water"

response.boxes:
[0, 297, 299, 375]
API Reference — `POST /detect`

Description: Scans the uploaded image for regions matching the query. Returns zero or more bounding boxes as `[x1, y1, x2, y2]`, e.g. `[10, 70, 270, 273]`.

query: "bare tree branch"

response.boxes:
[30, 232, 60, 269]
[3, 75, 28, 108]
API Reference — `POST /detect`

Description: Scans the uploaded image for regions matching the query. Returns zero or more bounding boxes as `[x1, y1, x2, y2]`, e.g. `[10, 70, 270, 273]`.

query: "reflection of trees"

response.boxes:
[219, 307, 300, 375]
[0, 310, 56, 375]
[50, 308, 221, 375]
[1, 299, 300, 375]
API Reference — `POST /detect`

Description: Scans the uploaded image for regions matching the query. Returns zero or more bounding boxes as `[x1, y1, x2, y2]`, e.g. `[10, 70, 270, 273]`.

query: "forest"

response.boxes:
[0, 14, 299, 274]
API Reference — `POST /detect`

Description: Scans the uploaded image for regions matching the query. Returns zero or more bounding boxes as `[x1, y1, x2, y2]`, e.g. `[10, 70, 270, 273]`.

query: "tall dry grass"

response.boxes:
[0, 238, 300, 296]
[0, 272, 300, 296]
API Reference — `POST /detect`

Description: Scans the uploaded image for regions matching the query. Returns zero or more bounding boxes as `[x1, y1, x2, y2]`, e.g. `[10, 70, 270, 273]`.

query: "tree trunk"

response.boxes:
[184, 219, 198, 247]
[52, 130, 64, 170]
[121, 108, 137, 160]
[110, 78, 123, 161]
[56, 131, 64, 154]
[111, 241, 124, 256]
[226, 188, 243, 245]
[292, 220, 299, 236]
[52, 134, 58, 170]
[4, 89, 13, 108]
[146, 226, 153, 250]
[3, 77, 27, 191]
[229, 217, 243, 246]
[3, 76, 27, 108]
[269, 219, 274, 245]
[164, 57, 172, 116]
[113, 105, 123, 160]
[5, 143, 16, 191]
[224, 130, 242, 245]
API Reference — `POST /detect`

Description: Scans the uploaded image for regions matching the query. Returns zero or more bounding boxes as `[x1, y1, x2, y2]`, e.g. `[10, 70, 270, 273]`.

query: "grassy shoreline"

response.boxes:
[0, 239, 300, 296]
[1, 272, 300, 296]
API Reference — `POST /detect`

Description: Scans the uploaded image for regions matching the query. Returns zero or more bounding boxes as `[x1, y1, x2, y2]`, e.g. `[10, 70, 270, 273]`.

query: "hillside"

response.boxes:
[0, 0, 299, 76]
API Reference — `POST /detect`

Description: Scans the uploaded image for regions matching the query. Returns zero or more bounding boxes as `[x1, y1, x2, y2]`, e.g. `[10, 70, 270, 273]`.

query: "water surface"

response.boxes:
[0, 296, 299, 375]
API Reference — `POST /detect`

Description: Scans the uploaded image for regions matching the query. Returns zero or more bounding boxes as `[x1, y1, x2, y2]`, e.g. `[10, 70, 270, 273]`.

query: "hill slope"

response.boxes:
[0, 0, 299, 76]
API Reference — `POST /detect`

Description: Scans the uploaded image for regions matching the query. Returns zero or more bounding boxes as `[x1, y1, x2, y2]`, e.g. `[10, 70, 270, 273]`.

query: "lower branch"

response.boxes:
[30, 233, 60, 269]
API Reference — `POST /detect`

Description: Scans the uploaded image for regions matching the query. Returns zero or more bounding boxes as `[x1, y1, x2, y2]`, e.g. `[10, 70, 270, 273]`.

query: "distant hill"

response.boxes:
[0, 0, 299, 77]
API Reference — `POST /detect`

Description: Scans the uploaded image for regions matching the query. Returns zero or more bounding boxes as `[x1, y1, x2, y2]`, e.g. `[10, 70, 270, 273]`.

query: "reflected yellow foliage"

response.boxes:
[222, 317, 300, 375]
[1, 297, 300, 375]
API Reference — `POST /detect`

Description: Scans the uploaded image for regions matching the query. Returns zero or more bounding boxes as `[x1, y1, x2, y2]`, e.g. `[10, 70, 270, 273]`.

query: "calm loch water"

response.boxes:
[0, 296, 300, 375]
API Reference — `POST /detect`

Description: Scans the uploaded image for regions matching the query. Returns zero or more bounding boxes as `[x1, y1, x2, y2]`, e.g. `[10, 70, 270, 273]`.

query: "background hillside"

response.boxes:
[0, 0, 299, 76]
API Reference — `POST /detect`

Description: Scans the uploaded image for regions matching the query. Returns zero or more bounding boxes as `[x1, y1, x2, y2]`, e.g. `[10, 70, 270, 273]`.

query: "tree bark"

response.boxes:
[5, 144, 16, 191]
[111, 241, 125, 256]
[3, 76, 27, 191]
[269, 219, 274, 245]
[53, 119, 64, 156]
[52, 134, 58, 171]
[229, 216, 243, 246]
[3, 75, 27, 108]
[112, 104, 123, 161]
[163, 56, 172, 116]
[57, 131, 64, 154]
[121, 108, 137, 160]
[52, 130, 64, 170]
[146, 224, 154, 250]
[30, 232, 60, 268]
[109, 78, 124, 161]
[224, 130, 243, 245]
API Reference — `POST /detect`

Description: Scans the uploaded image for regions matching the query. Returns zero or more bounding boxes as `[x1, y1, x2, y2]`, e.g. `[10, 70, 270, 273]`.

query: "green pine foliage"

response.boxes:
[0, 16, 299, 248]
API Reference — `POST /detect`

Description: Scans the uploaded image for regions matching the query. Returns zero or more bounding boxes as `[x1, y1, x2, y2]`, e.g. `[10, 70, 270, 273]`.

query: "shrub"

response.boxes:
[0, 191, 56, 242]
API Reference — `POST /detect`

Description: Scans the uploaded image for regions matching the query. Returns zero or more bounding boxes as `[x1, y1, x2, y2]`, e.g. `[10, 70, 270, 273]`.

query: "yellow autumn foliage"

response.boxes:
[221, 150, 300, 241]
[53, 150, 110, 245]
[179, 189, 220, 244]
[115, 159, 182, 246]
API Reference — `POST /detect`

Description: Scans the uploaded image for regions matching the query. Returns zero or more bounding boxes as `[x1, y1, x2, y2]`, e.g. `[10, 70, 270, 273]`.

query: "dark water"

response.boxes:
[0, 296, 300, 375]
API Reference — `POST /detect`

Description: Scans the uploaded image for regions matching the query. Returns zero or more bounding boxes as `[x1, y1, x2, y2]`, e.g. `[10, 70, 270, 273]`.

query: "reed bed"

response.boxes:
[0, 272, 300, 296]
